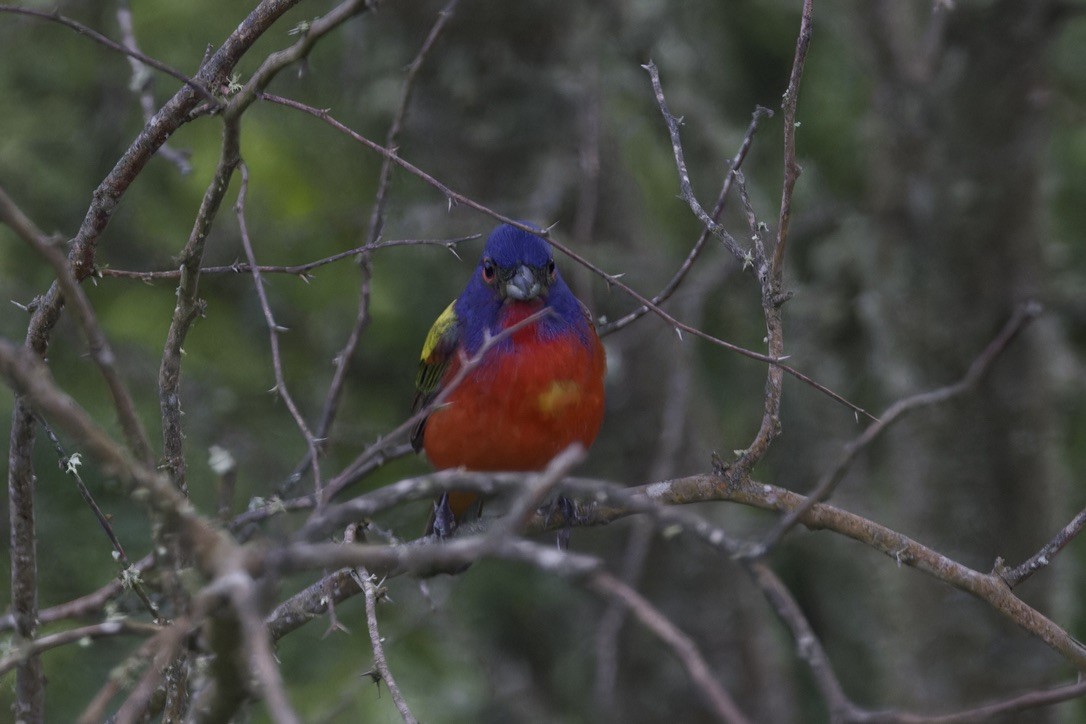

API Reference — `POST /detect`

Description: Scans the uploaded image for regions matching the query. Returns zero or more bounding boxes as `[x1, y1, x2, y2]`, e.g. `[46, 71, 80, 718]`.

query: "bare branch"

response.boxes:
[0, 185, 154, 465]
[0, 620, 160, 678]
[587, 572, 750, 724]
[355, 568, 419, 724]
[0, 4, 215, 102]
[641, 60, 747, 260]
[106, 617, 193, 724]
[0, 553, 154, 633]
[235, 161, 323, 498]
[98, 236, 479, 281]
[159, 119, 241, 491]
[115, 0, 193, 174]
[600, 105, 772, 336]
[36, 417, 160, 621]
[999, 504, 1086, 588]
[743, 560, 859, 721]
[772, 0, 814, 283]
[225, 572, 302, 724]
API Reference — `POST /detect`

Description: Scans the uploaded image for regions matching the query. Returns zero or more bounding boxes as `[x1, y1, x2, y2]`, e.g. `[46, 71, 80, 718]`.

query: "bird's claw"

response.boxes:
[547, 495, 581, 550]
[430, 492, 458, 539]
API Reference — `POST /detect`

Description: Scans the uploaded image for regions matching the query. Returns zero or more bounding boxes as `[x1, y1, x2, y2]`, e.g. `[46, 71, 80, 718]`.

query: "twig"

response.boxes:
[5, 399, 43, 722]
[0, 4, 215, 102]
[355, 569, 419, 724]
[262, 93, 875, 422]
[0, 184, 154, 466]
[772, 0, 814, 284]
[36, 417, 161, 621]
[116, 0, 192, 174]
[159, 114, 241, 491]
[587, 572, 750, 724]
[0, 553, 155, 633]
[69, 0, 306, 282]
[759, 301, 1042, 551]
[742, 560, 859, 722]
[0, 339, 235, 584]
[235, 161, 323, 498]
[223, 0, 374, 124]
[895, 678, 1086, 723]
[493, 444, 586, 537]
[641, 60, 747, 260]
[600, 105, 772, 336]
[98, 236, 478, 281]
[225, 571, 302, 724]
[731, 170, 784, 472]
[267, 568, 361, 641]
[0, 620, 160, 677]
[106, 617, 194, 724]
[999, 504, 1086, 589]
[632, 473, 1086, 671]
[277, 533, 749, 721]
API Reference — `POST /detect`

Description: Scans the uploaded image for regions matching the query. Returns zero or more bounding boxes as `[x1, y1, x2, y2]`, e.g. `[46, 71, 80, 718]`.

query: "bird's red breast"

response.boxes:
[422, 301, 606, 473]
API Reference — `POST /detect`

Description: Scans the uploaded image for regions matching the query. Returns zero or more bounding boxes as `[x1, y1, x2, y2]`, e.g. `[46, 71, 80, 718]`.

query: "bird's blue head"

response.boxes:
[455, 224, 590, 354]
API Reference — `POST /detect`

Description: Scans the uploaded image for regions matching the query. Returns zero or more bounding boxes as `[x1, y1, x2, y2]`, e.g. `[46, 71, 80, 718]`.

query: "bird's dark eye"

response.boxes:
[547, 259, 556, 280]
[481, 258, 496, 284]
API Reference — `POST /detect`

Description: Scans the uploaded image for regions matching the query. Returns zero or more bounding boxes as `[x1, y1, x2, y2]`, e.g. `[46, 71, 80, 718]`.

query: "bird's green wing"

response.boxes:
[411, 301, 459, 450]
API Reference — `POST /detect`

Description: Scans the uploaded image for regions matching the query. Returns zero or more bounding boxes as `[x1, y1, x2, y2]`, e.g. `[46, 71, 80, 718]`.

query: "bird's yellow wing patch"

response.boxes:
[537, 380, 582, 416]
[416, 302, 457, 395]
[412, 301, 460, 452]
[421, 301, 457, 363]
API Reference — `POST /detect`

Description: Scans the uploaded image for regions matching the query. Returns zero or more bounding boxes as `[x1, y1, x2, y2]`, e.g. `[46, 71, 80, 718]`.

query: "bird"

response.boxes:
[411, 223, 606, 538]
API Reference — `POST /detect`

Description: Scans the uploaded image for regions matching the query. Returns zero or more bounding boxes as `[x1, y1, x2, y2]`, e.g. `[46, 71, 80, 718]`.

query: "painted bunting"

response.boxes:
[412, 223, 606, 537]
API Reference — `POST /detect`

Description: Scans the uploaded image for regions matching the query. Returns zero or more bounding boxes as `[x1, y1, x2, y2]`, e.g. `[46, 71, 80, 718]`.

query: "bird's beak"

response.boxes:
[503, 264, 544, 301]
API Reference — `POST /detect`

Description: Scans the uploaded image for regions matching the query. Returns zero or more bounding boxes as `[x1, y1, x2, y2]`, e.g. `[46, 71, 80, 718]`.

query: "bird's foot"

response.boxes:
[547, 495, 582, 550]
[428, 492, 458, 539]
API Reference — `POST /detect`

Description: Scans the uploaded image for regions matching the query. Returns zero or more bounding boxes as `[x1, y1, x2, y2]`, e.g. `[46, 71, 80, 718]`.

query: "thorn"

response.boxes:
[674, 327, 683, 342]
[446, 244, 462, 262]
[322, 620, 351, 638]
[541, 220, 559, 234]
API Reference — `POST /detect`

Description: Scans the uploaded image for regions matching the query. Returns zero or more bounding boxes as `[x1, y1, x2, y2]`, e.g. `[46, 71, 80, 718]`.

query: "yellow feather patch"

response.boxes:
[537, 380, 582, 416]
[421, 302, 457, 361]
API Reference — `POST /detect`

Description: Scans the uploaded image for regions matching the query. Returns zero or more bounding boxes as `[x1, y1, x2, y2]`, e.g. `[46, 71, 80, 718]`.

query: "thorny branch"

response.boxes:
[0, 4, 215, 102]
[772, 0, 813, 284]
[355, 567, 419, 724]
[599, 105, 773, 336]
[236, 161, 324, 498]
